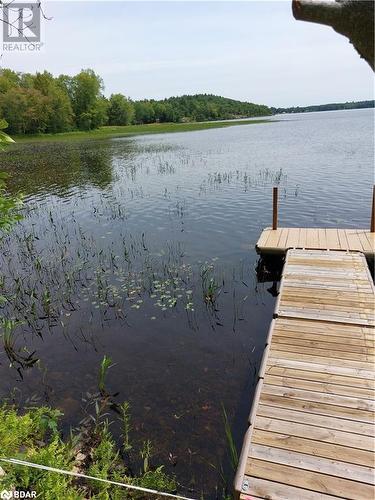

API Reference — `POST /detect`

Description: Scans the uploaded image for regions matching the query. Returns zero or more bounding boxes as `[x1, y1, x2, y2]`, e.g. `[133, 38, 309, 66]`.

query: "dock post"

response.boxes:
[371, 185, 375, 233]
[272, 186, 278, 230]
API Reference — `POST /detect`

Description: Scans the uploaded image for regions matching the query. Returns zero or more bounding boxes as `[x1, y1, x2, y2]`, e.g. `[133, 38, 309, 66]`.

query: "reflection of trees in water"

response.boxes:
[1, 140, 137, 196]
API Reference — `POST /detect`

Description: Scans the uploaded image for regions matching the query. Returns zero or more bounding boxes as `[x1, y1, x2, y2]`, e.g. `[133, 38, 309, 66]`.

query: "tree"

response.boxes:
[33, 71, 74, 133]
[108, 94, 134, 125]
[71, 69, 106, 130]
[292, 0, 374, 71]
[0, 69, 21, 93]
[0, 87, 50, 134]
[134, 101, 155, 124]
[90, 96, 109, 129]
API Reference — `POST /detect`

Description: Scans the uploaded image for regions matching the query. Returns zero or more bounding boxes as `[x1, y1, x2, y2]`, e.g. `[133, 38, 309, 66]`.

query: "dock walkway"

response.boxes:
[235, 249, 375, 499]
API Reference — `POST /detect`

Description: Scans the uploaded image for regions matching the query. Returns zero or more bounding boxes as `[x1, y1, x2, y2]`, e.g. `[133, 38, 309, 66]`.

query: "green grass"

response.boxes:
[13, 118, 273, 144]
[0, 403, 177, 499]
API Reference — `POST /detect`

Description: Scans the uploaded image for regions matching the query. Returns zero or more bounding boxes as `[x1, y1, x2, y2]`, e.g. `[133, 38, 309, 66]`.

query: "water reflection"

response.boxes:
[1, 139, 122, 196]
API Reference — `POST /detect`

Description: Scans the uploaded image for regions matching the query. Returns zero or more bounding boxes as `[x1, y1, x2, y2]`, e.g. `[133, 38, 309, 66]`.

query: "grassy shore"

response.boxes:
[13, 118, 272, 144]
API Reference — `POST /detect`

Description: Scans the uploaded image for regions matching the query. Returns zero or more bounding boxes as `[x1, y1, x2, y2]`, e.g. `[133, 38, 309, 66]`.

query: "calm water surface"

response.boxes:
[0, 108, 373, 498]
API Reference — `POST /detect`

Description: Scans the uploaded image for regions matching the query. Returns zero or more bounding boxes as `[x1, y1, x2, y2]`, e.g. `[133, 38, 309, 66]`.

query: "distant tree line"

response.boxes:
[0, 68, 271, 135]
[271, 100, 374, 115]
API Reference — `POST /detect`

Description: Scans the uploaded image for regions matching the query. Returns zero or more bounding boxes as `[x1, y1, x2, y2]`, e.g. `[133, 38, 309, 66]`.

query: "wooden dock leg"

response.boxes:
[272, 186, 278, 230]
[371, 185, 375, 233]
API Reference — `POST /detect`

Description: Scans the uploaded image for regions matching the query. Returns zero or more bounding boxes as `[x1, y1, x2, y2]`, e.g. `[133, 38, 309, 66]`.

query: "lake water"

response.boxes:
[0, 108, 374, 498]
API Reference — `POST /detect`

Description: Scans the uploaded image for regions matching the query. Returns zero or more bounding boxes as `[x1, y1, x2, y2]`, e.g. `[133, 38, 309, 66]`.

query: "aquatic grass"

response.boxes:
[0, 318, 38, 372]
[0, 318, 19, 354]
[202, 167, 287, 194]
[120, 401, 132, 453]
[98, 355, 113, 395]
[221, 403, 238, 472]
[140, 439, 152, 474]
[200, 263, 221, 306]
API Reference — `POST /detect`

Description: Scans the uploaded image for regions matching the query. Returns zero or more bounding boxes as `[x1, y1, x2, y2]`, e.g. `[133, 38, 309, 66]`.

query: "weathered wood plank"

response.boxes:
[267, 356, 375, 380]
[276, 228, 288, 248]
[268, 350, 375, 371]
[285, 228, 300, 248]
[356, 230, 373, 253]
[256, 227, 272, 248]
[264, 373, 375, 399]
[249, 444, 375, 484]
[256, 404, 375, 436]
[252, 429, 374, 467]
[269, 343, 375, 363]
[325, 229, 340, 250]
[254, 415, 374, 450]
[274, 318, 373, 336]
[345, 230, 365, 252]
[337, 229, 350, 251]
[271, 334, 375, 352]
[265, 365, 375, 389]
[305, 228, 320, 249]
[259, 392, 374, 423]
[241, 476, 341, 500]
[246, 458, 373, 499]
[267, 229, 283, 248]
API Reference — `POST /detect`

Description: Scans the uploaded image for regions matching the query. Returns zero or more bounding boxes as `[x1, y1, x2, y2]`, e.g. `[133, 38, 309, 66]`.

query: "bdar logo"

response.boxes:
[0, 491, 12, 500]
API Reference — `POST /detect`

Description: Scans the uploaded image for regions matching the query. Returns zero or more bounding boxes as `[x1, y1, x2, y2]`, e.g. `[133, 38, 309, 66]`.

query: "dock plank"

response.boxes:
[252, 429, 374, 467]
[240, 476, 341, 500]
[246, 458, 373, 499]
[249, 444, 375, 484]
[256, 405, 375, 436]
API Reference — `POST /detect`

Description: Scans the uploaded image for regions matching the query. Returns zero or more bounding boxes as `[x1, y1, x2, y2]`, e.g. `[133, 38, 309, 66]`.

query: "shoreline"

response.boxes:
[12, 118, 273, 145]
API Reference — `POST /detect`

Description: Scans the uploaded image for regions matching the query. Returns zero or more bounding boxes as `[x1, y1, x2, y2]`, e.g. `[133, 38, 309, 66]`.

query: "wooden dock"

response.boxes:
[234, 249, 375, 499]
[256, 227, 375, 258]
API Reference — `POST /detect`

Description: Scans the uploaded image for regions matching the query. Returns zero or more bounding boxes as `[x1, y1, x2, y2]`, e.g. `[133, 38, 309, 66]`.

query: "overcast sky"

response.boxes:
[1, 0, 373, 107]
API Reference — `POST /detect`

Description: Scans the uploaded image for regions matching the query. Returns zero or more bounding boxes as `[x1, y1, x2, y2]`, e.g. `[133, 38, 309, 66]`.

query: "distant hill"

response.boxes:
[271, 100, 374, 115]
[135, 94, 272, 123]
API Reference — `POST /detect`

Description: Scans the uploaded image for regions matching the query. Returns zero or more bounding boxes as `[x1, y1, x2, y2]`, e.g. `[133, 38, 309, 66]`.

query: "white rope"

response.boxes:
[0, 458, 196, 500]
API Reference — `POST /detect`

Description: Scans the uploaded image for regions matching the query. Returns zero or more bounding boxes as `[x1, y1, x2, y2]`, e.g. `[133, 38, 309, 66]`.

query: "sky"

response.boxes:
[1, 0, 373, 107]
